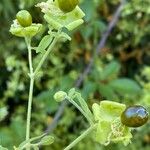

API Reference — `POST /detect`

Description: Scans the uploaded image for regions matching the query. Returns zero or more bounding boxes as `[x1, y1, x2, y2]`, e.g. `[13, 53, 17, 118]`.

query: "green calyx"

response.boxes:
[92, 101, 132, 146]
[10, 10, 42, 37]
[16, 10, 32, 27]
[10, 22, 42, 37]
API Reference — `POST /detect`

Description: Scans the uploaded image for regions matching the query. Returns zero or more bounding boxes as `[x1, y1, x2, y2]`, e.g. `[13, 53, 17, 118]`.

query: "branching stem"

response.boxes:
[34, 30, 60, 76]
[25, 37, 34, 150]
[25, 30, 60, 150]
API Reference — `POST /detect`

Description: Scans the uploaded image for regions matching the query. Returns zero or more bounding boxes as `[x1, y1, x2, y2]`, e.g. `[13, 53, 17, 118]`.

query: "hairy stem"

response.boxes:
[25, 37, 34, 150]
[24, 30, 60, 149]
[64, 124, 97, 150]
[26, 78, 34, 140]
[67, 97, 94, 125]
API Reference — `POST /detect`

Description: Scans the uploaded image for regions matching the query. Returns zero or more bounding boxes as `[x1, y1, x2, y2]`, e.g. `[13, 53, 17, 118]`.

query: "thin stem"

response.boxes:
[26, 79, 34, 140]
[67, 97, 94, 125]
[25, 37, 34, 147]
[24, 30, 60, 149]
[64, 124, 97, 150]
[34, 30, 60, 76]
[26, 38, 34, 74]
[77, 95, 94, 123]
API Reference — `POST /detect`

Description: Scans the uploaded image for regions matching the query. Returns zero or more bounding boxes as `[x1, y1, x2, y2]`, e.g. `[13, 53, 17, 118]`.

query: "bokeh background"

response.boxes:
[0, 0, 150, 149]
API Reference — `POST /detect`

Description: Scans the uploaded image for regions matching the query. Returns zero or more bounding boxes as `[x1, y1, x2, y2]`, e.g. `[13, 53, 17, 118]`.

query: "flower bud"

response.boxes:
[54, 91, 67, 102]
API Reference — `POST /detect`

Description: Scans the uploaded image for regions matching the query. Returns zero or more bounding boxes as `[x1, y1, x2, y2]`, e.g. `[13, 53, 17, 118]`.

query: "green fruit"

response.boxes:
[58, 0, 79, 13]
[121, 105, 149, 127]
[16, 10, 32, 27]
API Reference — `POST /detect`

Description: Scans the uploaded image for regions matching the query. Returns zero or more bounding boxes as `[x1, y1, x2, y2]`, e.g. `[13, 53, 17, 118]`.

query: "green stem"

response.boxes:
[26, 78, 34, 140]
[34, 31, 60, 76]
[67, 97, 94, 125]
[25, 37, 34, 150]
[24, 30, 60, 149]
[64, 124, 97, 150]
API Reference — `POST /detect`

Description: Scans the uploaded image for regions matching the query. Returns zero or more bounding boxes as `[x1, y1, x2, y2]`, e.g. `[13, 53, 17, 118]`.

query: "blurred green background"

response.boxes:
[0, 0, 150, 149]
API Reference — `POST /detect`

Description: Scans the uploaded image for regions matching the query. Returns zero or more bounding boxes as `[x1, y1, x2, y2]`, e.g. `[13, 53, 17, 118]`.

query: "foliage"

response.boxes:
[0, 0, 150, 149]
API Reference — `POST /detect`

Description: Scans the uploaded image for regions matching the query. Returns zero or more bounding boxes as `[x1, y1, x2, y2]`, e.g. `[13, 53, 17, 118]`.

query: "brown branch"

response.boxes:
[45, 0, 126, 134]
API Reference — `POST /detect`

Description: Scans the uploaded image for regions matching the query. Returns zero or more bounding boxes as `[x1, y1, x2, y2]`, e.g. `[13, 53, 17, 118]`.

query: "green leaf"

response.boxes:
[35, 35, 52, 53]
[0, 129, 13, 148]
[98, 83, 117, 100]
[109, 78, 141, 95]
[39, 135, 54, 146]
[81, 81, 97, 99]
[100, 61, 121, 80]
[60, 76, 74, 90]
[36, 90, 58, 113]
[10, 117, 26, 143]
[81, 0, 95, 22]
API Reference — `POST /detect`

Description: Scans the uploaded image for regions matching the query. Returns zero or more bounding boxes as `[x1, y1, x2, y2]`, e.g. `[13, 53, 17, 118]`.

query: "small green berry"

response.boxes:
[121, 105, 149, 127]
[16, 10, 32, 27]
[58, 0, 79, 13]
[54, 91, 67, 102]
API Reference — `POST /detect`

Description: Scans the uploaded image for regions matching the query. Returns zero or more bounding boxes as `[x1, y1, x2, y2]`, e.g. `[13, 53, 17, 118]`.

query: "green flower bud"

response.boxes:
[58, 0, 79, 13]
[16, 10, 32, 27]
[54, 91, 67, 102]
